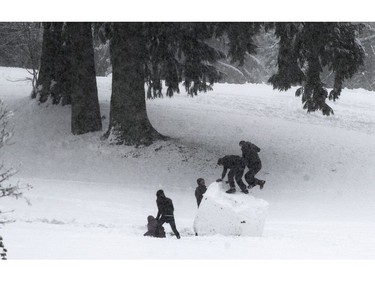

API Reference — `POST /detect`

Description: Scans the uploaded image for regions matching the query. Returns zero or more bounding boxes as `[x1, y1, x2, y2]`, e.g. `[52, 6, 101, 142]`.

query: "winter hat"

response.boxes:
[197, 178, 205, 185]
[217, 158, 223, 165]
[156, 189, 165, 197]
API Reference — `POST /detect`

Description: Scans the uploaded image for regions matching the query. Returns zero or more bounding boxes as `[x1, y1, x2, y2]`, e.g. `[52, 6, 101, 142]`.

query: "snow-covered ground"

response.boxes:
[0, 66, 375, 264]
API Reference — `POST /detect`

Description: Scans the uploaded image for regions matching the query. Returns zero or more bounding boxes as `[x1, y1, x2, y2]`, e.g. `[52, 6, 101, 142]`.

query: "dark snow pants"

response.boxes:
[228, 167, 247, 191]
[244, 162, 262, 186]
[157, 215, 180, 238]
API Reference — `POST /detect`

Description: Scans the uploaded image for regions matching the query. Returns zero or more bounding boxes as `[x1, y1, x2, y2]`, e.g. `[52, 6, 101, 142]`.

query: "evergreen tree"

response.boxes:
[32, 22, 66, 104]
[0, 236, 6, 260]
[65, 23, 102, 135]
[346, 22, 375, 91]
[269, 22, 365, 115]
[33, 23, 102, 134]
[105, 23, 163, 145]
[102, 22, 262, 145]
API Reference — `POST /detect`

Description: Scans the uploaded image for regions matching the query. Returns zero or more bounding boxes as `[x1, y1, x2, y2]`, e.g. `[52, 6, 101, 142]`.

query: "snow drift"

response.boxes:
[193, 182, 269, 237]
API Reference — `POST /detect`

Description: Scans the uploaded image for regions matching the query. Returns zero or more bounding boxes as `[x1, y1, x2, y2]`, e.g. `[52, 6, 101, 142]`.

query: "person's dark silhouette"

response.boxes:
[144, 215, 166, 238]
[239, 140, 265, 189]
[155, 190, 180, 239]
[217, 155, 248, 194]
[195, 178, 207, 207]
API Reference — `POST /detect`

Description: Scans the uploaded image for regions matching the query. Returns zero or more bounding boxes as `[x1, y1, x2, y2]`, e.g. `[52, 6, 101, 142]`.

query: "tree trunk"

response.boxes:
[32, 22, 71, 105]
[32, 22, 60, 102]
[303, 53, 332, 115]
[66, 23, 102, 135]
[106, 23, 165, 145]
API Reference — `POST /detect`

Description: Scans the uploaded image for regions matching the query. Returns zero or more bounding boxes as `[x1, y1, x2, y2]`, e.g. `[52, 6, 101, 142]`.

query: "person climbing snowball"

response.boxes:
[239, 140, 266, 189]
[217, 155, 248, 194]
[155, 189, 180, 239]
[195, 178, 207, 207]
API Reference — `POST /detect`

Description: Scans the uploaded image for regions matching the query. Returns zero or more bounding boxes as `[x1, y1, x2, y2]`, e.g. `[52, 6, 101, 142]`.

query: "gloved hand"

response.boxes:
[216, 178, 222, 182]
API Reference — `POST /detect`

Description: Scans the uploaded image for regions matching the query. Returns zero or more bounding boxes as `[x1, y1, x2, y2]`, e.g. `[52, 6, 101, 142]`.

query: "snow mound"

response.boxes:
[193, 182, 269, 237]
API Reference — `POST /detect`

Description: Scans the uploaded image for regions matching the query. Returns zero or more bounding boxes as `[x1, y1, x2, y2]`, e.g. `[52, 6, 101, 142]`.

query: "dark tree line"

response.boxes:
[0, 23, 42, 90]
[32, 23, 101, 134]
[105, 22, 262, 145]
[269, 23, 364, 115]
[32, 22, 365, 145]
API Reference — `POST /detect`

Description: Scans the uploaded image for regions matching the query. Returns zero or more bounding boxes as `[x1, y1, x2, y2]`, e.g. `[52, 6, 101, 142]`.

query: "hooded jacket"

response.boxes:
[144, 215, 166, 238]
[195, 184, 207, 207]
[156, 191, 175, 220]
[241, 141, 261, 167]
[218, 155, 247, 180]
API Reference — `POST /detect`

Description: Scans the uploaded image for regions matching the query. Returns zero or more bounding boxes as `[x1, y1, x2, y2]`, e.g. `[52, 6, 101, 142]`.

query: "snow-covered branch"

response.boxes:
[0, 99, 32, 260]
[0, 235, 7, 260]
[359, 34, 375, 43]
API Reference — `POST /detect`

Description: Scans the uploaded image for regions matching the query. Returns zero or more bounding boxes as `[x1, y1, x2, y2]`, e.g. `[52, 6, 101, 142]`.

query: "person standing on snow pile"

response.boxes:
[217, 155, 249, 194]
[239, 140, 266, 190]
[195, 178, 207, 207]
[144, 215, 166, 238]
[155, 189, 180, 239]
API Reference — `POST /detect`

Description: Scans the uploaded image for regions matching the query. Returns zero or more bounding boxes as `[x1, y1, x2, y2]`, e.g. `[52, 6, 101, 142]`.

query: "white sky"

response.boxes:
[1, 0, 374, 21]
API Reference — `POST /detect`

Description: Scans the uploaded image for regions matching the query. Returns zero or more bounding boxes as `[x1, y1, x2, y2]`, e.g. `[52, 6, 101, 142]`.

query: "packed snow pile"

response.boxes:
[193, 182, 269, 237]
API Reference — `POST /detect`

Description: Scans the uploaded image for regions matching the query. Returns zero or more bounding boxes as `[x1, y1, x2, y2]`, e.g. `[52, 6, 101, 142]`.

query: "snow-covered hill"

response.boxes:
[1, 66, 375, 260]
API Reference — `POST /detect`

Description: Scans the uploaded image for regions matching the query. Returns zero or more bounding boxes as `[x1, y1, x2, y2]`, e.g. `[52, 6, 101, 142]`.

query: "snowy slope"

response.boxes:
[0, 66, 375, 259]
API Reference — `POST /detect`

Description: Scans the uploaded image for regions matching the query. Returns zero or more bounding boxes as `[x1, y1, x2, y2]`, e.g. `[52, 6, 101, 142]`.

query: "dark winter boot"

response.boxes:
[241, 189, 249, 194]
[248, 182, 256, 189]
[259, 180, 266, 190]
[226, 188, 236, 194]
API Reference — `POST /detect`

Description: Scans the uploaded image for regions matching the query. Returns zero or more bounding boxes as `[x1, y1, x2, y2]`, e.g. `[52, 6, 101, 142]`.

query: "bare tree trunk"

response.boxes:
[105, 23, 165, 145]
[66, 23, 102, 135]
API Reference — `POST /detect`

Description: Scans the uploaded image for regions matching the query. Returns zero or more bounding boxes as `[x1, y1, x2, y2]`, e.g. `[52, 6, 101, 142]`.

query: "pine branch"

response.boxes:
[0, 219, 15, 225]
[0, 183, 33, 201]
[359, 34, 375, 43]
[0, 235, 7, 260]
[0, 210, 15, 214]
[0, 98, 32, 260]
[0, 167, 18, 183]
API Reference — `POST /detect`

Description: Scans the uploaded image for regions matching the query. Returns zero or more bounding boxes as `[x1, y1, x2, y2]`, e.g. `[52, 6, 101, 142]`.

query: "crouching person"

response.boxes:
[144, 215, 166, 238]
[155, 189, 181, 239]
[217, 155, 248, 194]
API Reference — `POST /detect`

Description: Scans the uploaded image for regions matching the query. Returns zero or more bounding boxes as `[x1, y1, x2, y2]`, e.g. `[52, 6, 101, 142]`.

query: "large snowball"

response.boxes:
[193, 182, 269, 237]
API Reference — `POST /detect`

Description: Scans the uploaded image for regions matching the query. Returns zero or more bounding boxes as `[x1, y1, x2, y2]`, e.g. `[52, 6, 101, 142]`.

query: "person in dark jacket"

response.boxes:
[155, 190, 180, 239]
[239, 140, 265, 189]
[195, 178, 207, 207]
[144, 215, 166, 238]
[217, 155, 248, 194]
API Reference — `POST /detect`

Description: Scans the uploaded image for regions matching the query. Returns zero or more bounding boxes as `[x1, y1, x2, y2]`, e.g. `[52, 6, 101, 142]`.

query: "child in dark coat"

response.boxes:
[239, 140, 266, 189]
[144, 215, 166, 238]
[155, 190, 180, 239]
[195, 178, 207, 207]
[217, 155, 248, 194]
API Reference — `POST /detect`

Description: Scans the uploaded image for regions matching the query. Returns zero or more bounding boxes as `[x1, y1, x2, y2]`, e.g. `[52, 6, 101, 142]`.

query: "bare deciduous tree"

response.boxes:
[0, 100, 32, 260]
[0, 22, 42, 94]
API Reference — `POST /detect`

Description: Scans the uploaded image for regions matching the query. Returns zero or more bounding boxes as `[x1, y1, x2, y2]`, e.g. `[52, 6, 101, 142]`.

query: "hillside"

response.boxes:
[0, 66, 374, 260]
